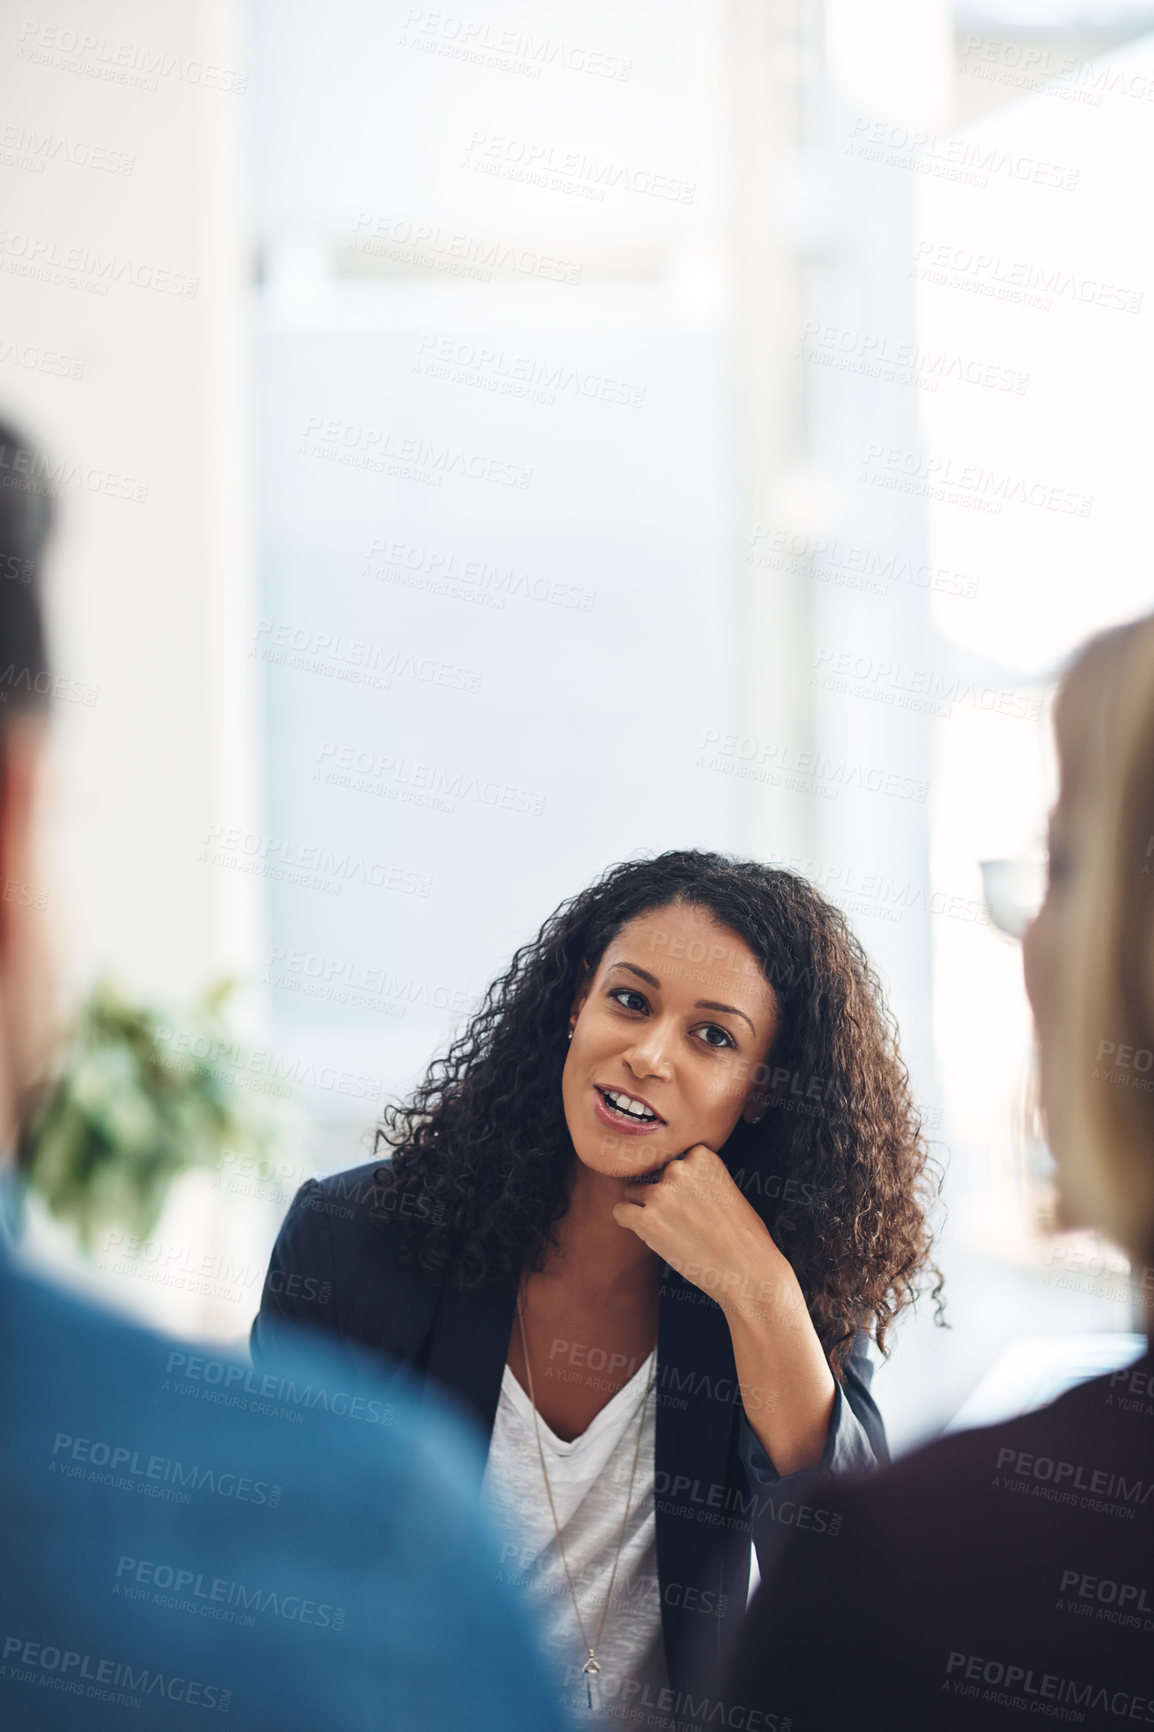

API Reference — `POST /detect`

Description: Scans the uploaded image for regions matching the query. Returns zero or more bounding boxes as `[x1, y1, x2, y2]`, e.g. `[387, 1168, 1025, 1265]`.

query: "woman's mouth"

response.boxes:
[593, 1085, 665, 1135]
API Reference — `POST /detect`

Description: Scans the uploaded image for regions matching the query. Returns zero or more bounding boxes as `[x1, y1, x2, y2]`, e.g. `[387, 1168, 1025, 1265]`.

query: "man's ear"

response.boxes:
[0, 717, 54, 1155]
[0, 720, 42, 951]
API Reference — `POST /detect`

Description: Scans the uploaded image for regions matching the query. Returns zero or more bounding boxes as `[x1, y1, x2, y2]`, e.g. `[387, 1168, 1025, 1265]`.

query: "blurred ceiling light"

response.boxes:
[981, 853, 1048, 940]
[768, 461, 841, 540]
[956, 2, 1154, 24]
[262, 233, 332, 318]
[825, 0, 954, 128]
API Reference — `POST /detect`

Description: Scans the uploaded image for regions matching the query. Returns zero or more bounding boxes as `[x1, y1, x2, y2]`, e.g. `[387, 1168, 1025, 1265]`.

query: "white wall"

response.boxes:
[0, 0, 261, 1011]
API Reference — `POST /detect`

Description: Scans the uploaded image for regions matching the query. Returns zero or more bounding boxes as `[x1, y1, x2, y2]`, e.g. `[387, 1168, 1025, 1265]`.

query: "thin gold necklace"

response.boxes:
[515, 1289, 655, 1712]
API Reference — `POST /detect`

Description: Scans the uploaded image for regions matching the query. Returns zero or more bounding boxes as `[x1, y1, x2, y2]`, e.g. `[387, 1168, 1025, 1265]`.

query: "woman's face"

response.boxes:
[1023, 807, 1068, 1170]
[562, 903, 780, 1181]
[1025, 650, 1154, 1260]
[1022, 805, 1071, 1074]
[1023, 738, 1092, 1230]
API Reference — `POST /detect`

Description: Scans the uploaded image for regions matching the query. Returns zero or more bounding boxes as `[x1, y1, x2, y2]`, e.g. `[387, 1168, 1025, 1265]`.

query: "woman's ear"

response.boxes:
[740, 1038, 782, 1125]
[568, 959, 593, 1032]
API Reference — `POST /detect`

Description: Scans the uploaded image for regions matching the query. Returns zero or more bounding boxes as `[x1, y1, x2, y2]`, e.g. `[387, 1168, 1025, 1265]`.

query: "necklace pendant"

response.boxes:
[581, 1656, 601, 1676]
[582, 1654, 601, 1712]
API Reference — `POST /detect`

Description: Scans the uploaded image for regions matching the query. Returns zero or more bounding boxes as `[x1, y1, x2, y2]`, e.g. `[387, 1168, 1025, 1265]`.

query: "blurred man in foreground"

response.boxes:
[725, 617, 1154, 1729]
[0, 418, 567, 1732]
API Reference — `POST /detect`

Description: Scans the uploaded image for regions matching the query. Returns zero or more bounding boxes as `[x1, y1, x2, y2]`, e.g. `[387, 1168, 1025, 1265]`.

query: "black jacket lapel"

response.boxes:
[655, 1269, 747, 1694]
[425, 1280, 516, 1462]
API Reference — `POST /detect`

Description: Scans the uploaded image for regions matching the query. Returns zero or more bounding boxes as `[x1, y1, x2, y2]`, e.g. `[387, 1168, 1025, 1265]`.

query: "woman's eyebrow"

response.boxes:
[609, 960, 661, 988]
[608, 961, 757, 1036]
[696, 998, 756, 1035]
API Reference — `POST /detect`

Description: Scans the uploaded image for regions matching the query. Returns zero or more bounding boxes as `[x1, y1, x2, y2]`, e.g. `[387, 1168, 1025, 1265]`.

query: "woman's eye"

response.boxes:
[609, 988, 648, 1013]
[696, 1023, 735, 1050]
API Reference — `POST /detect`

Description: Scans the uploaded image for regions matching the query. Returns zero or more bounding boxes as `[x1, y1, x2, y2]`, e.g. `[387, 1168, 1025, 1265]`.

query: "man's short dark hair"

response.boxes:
[0, 418, 51, 717]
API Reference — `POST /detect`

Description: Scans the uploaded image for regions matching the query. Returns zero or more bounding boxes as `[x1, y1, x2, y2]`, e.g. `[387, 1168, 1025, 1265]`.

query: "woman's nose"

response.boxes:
[623, 1024, 675, 1080]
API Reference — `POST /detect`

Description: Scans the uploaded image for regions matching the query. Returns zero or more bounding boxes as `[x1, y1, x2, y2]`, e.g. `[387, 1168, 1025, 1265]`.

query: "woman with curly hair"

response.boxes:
[254, 850, 941, 1722]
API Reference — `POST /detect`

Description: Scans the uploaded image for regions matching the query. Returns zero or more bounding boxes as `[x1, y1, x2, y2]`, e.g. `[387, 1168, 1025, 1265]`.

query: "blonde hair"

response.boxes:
[1051, 613, 1154, 1263]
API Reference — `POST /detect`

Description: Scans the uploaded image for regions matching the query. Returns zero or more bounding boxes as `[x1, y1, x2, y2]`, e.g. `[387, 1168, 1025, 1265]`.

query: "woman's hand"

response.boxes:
[611, 1143, 791, 1313]
[613, 1144, 837, 1475]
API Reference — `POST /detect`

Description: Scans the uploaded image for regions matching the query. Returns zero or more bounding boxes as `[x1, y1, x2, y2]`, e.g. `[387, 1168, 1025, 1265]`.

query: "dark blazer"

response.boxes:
[725, 1346, 1154, 1730]
[253, 1161, 888, 1697]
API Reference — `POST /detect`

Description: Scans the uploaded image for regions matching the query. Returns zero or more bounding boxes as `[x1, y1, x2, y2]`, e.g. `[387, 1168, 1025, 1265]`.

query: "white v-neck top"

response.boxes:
[482, 1350, 669, 1722]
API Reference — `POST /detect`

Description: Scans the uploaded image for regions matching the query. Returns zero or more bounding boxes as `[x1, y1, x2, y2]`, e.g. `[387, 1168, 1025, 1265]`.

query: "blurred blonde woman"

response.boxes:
[724, 614, 1154, 1731]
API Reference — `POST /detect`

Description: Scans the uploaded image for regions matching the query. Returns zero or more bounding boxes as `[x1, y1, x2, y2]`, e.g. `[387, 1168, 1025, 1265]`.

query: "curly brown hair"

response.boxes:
[377, 850, 944, 1371]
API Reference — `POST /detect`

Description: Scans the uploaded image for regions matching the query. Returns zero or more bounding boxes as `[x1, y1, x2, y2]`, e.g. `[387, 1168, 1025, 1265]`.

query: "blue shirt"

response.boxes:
[0, 1219, 569, 1731]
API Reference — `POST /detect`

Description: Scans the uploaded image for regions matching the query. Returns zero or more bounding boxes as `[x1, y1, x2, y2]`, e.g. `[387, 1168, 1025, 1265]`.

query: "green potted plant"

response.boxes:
[18, 977, 284, 1249]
